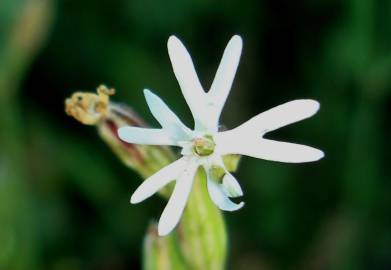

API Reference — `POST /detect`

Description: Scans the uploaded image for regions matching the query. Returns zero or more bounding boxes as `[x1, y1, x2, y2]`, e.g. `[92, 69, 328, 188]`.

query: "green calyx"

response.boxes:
[193, 135, 216, 156]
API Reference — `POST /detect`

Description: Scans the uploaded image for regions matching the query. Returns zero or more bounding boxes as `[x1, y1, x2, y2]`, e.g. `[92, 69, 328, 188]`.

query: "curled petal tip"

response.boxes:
[208, 179, 245, 211]
[238, 201, 245, 209]
[222, 173, 243, 198]
[226, 201, 245, 212]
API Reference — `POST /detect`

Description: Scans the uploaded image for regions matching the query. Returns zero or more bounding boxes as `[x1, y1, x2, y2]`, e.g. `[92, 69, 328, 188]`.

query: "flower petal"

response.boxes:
[167, 36, 208, 130]
[222, 172, 243, 198]
[215, 99, 323, 162]
[158, 159, 199, 236]
[144, 89, 191, 140]
[230, 100, 320, 135]
[207, 178, 244, 211]
[217, 134, 324, 163]
[207, 35, 243, 129]
[118, 126, 176, 146]
[130, 157, 188, 204]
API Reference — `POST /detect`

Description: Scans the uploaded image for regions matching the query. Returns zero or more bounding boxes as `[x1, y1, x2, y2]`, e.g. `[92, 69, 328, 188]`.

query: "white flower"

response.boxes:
[118, 35, 324, 236]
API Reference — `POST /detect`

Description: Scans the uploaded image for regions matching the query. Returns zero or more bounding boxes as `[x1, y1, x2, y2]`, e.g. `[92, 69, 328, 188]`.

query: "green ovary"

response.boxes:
[193, 135, 216, 156]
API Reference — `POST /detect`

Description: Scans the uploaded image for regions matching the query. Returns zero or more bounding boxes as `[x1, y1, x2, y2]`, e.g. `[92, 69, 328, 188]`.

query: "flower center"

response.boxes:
[192, 135, 215, 156]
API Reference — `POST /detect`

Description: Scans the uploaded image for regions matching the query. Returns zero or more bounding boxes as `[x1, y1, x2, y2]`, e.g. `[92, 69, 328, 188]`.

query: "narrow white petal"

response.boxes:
[130, 157, 188, 204]
[218, 134, 324, 163]
[207, 35, 243, 127]
[207, 178, 244, 211]
[167, 36, 208, 130]
[222, 172, 243, 198]
[231, 100, 320, 135]
[158, 159, 199, 236]
[118, 127, 176, 146]
[144, 89, 191, 140]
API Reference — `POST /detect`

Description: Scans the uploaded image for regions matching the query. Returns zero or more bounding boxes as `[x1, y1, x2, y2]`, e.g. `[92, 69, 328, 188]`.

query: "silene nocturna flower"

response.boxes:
[118, 35, 324, 236]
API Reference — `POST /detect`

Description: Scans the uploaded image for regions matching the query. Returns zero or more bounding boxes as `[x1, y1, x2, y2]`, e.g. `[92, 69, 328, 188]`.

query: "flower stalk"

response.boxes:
[143, 223, 187, 270]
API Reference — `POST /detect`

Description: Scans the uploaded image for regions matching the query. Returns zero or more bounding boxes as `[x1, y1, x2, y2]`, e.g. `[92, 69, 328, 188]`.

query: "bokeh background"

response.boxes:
[1, 0, 390, 269]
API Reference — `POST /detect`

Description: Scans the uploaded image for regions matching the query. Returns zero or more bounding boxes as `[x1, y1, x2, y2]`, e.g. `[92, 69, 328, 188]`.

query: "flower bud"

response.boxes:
[65, 85, 175, 179]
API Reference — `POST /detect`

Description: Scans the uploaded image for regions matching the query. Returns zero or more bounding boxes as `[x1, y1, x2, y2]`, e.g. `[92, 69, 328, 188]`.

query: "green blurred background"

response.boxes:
[1, 0, 390, 269]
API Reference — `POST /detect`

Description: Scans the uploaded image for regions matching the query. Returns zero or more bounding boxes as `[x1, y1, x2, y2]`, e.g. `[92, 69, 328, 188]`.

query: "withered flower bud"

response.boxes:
[65, 85, 175, 180]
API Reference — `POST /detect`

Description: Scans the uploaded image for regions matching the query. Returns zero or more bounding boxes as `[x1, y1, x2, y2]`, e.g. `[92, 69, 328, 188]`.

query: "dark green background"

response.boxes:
[1, 0, 390, 269]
